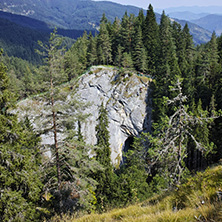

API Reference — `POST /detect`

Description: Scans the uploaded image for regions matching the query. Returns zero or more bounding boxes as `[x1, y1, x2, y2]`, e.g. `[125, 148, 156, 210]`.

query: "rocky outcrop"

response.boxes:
[15, 66, 152, 165]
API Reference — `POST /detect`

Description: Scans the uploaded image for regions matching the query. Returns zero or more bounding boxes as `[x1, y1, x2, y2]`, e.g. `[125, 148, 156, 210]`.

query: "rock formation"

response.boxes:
[15, 66, 152, 165]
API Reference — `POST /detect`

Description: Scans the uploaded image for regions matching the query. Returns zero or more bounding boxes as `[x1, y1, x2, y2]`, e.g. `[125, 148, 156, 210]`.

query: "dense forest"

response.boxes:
[1, 4, 222, 221]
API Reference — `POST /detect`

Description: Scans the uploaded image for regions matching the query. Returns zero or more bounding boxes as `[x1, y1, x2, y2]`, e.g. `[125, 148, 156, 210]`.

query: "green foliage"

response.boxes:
[97, 21, 112, 65]
[121, 52, 133, 69]
[143, 4, 160, 75]
[43, 140, 101, 215]
[94, 103, 114, 211]
[114, 135, 151, 205]
[145, 80, 216, 186]
[0, 55, 43, 221]
[173, 166, 222, 210]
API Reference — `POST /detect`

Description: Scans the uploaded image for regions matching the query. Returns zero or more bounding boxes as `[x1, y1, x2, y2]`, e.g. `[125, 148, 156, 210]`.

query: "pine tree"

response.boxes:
[37, 29, 70, 213]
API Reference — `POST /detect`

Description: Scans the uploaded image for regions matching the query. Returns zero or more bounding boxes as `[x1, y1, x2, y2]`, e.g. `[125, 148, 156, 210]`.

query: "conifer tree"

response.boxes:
[120, 12, 135, 53]
[186, 99, 213, 171]
[94, 103, 114, 210]
[146, 79, 215, 186]
[87, 32, 97, 66]
[136, 9, 145, 28]
[114, 44, 123, 67]
[64, 32, 88, 80]
[143, 4, 160, 75]
[181, 23, 195, 100]
[111, 17, 121, 63]
[0, 51, 43, 221]
[132, 26, 147, 72]
[194, 45, 211, 108]
[208, 31, 221, 94]
[159, 11, 181, 82]
[115, 136, 150, 204]
[97, 21, 112, 65]
[121, 52, 134, 69]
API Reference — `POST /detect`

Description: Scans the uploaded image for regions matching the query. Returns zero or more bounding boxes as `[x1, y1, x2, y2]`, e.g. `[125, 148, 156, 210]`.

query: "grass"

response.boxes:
[50, 165, 222, 222]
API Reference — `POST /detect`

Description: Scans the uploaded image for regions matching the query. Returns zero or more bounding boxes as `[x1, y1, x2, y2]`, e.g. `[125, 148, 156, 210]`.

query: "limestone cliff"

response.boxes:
[15, 66, 151, 165]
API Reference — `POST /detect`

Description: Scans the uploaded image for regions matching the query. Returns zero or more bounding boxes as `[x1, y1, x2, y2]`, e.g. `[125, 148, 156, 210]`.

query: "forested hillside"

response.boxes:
[0, 0, 145, 30]
[0, 0, 211, 44]
[0, 12, 93, 63]
[0, 3, 222, 222]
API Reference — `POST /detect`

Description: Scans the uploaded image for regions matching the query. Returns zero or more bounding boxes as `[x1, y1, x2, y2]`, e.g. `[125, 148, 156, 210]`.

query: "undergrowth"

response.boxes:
[50, 165, 222, 222]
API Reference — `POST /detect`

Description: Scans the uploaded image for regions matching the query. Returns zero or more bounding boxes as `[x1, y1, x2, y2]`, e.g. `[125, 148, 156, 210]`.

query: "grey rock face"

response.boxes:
[15, 66, 151, 165]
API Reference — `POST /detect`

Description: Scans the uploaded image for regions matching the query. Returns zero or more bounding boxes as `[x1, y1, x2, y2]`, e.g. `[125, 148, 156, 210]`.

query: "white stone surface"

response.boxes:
[15, 66, 151, 165]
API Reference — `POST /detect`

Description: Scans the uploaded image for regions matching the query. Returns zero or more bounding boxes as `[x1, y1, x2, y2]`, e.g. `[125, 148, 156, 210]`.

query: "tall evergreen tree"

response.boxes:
[111, 17, 121, 63]
[132, 26, 147, 72]
[143, 4, 160, 75]
[94, 103, 114, 211]
[97, 21, 112, 65]
[147, 79, 215, 186]
[194, 45, 211, 108]
[159, 11, 181, 82]
[87, 32, 97, 66]
[208, 31, 221, 94]
[136, 9, 145, 28]
[120, 12, 135, 54]
[114, 44, 123, 67]
[0, 51, 43, 221]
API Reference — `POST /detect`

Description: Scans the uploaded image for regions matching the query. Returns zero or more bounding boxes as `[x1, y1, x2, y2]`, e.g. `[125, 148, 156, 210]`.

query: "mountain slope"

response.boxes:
[173, 19, 212, 44]
[0, 0, 144, 30]
[168, 11, 209, 21]
[53, 165, 222, 221]
[0, 14, 88, 63]
[0, 0, 212, 44]
[0, 17, 48, 63]
[191, 14, 222, 35]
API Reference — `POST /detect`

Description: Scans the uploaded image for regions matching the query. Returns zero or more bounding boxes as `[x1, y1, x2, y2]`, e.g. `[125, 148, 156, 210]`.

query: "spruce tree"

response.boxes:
[114, 44, 123, 67]
[208, 31, 221, 94]
[94, 103, 114, 211]
[0, 51, 43, 221]
[147, 79, 215, 186]
[120, 12, 135, 54]
[132, 25, 147, 72]
[143, 4, 160, 75]
[159, 11, 181, 82]
[136, 9, 145, 28]
[121, 52, 134, 69]
[97, 21, 112, 65]
[87, 32, 97, 66]
[194, 45, 211, 108]
[111, 17, 121, 64]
